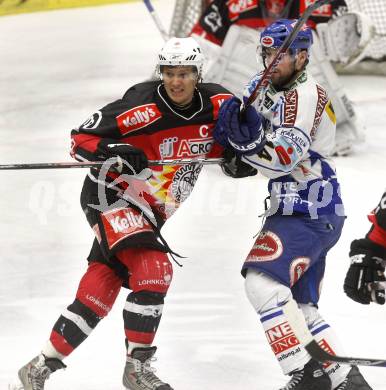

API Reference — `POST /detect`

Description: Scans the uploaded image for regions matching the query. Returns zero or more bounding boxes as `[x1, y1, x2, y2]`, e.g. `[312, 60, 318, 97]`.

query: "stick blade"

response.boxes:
[305, 340, 386, 367]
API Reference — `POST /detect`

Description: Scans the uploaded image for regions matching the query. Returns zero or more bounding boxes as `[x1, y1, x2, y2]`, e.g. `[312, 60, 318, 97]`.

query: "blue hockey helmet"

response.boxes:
[260, 19, 313, 53]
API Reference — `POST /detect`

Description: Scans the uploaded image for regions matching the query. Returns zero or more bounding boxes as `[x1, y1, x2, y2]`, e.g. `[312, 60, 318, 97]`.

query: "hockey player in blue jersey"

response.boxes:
[214, 19, 372, 390]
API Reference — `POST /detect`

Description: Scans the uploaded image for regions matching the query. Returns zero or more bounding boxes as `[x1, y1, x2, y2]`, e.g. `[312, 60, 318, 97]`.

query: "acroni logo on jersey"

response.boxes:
[159, 125, 215, 158]
[117, 103, 162, 135]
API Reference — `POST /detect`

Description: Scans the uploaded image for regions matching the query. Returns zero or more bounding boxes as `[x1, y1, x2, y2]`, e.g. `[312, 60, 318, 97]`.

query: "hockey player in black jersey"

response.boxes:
[11, 37, 235, 390]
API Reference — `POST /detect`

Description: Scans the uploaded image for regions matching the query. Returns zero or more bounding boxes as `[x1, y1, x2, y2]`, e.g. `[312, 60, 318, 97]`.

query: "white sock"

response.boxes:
[41, 340, 65, 361]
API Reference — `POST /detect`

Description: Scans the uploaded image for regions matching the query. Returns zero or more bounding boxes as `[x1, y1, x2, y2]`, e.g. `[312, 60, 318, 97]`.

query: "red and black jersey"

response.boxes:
[191, 0, 347, 45]
[367, 191, 386, 249]
[71, 80, 232, 221]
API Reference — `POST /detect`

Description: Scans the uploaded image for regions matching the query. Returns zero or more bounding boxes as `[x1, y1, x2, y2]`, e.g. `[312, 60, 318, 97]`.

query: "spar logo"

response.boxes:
[289, 257, 310, 286]
[261, 36, 274, 47]
[117, 103, 162, 135]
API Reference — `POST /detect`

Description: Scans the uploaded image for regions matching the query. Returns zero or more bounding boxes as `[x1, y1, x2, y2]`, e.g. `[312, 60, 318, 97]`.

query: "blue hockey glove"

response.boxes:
[215, 97, 265, 155]
[213, 97, 234, 148]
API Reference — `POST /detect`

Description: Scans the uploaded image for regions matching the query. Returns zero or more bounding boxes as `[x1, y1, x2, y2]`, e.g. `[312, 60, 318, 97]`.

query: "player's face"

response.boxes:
[263, 48, 308, 88]
[162, 66, 198, 106]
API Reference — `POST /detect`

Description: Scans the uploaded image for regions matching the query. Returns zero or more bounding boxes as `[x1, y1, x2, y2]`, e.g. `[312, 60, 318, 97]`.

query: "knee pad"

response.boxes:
[244, 269, 292, 314]
[76, 262, 121, 317]
[117, 248, 173, 294]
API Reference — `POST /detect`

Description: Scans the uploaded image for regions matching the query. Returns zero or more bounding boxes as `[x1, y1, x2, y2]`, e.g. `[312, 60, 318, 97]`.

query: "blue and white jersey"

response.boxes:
[243, 71, 344, 218]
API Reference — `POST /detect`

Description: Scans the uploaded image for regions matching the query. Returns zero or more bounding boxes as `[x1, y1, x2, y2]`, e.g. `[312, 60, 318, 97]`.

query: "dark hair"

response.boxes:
[159, 65, 198, 74]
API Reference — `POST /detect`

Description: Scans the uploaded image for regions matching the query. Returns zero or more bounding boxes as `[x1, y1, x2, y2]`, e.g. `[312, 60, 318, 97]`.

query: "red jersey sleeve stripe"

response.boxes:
[367, 213, 386, 248]
[71, 132, 101, 161]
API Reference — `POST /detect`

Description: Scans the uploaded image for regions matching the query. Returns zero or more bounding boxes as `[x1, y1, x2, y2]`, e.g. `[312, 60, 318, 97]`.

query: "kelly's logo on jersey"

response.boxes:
[117, 104, 162, 135]
[210, 93, 233, 119]
[101, 207, 153, 249]
[227, 0, 257, 21]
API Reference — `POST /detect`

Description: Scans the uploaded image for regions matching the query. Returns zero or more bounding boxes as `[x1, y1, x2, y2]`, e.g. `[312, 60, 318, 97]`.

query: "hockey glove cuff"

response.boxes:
[220, 148, 258, 178]
[344, 238, 386, 305]
[97, 139, 149, 175]
[216, 97, 266, 155]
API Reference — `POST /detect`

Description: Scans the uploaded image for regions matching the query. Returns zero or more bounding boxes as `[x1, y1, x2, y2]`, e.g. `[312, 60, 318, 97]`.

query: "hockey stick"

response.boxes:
[282, 299, 386, 367]
[0, 157, 224, 170]
[242, 0, 333, 113]
[142, 0, 169, 41]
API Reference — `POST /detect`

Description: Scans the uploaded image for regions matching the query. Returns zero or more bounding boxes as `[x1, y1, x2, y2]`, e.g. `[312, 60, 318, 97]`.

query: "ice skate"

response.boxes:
[13, 354, 65, 390]
[334, 366, 373, 390]
[279, 359, 332, 390]
[122, 346, 173, 390]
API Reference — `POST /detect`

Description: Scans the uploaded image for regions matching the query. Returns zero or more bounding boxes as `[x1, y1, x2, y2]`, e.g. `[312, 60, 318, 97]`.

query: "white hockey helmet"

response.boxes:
[157, 37, 205, 79]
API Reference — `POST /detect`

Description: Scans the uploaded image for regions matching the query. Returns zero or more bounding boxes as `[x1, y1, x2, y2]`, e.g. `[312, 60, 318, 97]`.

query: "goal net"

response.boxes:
[345, 0, 386, 61]
[169, 0, 209, 38]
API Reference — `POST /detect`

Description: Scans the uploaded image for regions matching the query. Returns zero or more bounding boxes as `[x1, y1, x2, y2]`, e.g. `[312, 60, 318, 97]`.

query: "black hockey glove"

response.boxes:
[97, 139, 148, 175]
[343, 238, 386, 305]
[220, 148, 257, 178]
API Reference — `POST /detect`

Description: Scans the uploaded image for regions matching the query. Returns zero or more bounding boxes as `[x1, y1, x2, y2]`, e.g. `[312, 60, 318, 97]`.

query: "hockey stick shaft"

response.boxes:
[142, 0, 169, 41]
[0, 157, 224, 170]
[282, 299, 386, 367]
[242, 0, 333, 113]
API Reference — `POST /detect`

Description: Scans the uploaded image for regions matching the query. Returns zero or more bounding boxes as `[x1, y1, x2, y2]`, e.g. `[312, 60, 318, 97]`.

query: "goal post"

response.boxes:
[169, 0, 209, 38]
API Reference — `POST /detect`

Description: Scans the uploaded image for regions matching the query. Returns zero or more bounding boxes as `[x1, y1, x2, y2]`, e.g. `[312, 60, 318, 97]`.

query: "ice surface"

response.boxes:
[1, 1, 386, 389]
